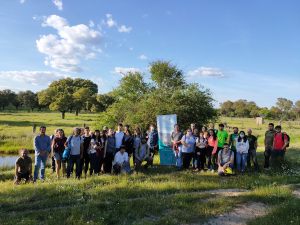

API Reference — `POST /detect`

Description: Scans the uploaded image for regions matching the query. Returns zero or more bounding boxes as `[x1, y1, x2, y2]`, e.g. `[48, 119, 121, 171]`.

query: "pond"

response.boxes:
[0, 154, 51, 167]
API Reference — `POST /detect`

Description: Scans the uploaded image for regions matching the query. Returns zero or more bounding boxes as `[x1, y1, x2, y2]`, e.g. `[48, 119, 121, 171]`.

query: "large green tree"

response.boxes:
[19, 90, 38, 111]
[95, 60, 218, 132]
[276, 98, 293, 120]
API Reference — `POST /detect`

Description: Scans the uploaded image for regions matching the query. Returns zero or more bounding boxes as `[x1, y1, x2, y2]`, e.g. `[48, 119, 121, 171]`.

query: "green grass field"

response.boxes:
[0, 109, 300, 224]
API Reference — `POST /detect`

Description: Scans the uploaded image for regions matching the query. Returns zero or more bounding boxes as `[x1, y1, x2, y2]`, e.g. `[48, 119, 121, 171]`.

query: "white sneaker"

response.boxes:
[211, 169, 215, 173]
[207, 168, 212, 172]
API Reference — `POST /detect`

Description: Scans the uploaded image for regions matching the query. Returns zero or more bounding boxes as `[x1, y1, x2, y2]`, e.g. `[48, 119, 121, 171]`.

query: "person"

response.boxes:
[14, 148, 33, 185]
[264, 123, 276, 169]
[113, 145, 129, 174]
[228, 127, 239, 168]
[50, 129, 58, 173]
[213, 124, 228, 171]
[246, 129, 259, 171]
[181, 128, 196, 170]
[171, 124, 184, 171]
[191, 123, 196, 134]
[191, 128, 199, 169]
[115, 123, 125, 153]
[218, 143, 234, 176]
[195, 132, 207, 172]
[124, 125, 130, 133]
[135, 136, 153, 172]
[236, 131, 249, 173]
[122, 130, 134, 158]
[202, 127, 209, 139]
[99, 130, 107, 173]
[210, 123, 218, 133]
[103, 126, 108, 133]
[81, 127, 92, 176]
[90, 130, 103, 176]
[33, 126, 51, 181]
[80, 128, 84, 136]
[52, 129, 67, 178]
[104, 128, 116, 173]
[207, 129, 218, 172]
[271, 126, 288, 167]
[65, 127, 84, 179]
[146, 124, 158, 159]
[132, 127, 143, 164]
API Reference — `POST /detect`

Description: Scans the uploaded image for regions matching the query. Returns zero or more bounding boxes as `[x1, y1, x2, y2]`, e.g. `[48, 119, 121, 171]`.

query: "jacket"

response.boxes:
[134, 143, 150, 161]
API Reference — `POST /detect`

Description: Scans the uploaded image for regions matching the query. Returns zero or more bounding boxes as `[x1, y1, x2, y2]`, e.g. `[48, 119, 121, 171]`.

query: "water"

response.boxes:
[0, 154, 51, 167]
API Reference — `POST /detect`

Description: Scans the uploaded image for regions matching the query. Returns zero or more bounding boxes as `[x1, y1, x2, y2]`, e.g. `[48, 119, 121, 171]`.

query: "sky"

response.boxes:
[0, 0, 299, 109]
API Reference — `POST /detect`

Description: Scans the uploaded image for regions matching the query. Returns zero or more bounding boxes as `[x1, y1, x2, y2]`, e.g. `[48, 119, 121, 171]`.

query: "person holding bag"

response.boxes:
[90, 130, 103, 176]
[236, 131, 249, 174]
[52, 129, 67, 178]
[195, 132, 207, 172]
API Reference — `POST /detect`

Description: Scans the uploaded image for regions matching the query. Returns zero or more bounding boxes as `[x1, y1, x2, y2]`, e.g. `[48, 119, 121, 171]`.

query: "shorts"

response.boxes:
[54, 152, 63, 161]
[14, 172, 29, 181]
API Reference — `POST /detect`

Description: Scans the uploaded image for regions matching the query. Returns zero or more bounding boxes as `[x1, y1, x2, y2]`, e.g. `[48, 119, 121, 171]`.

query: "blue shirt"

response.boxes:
[181, 135, 196, 153]
[33, 134, 51, 154]
[147, 130, 158, 148]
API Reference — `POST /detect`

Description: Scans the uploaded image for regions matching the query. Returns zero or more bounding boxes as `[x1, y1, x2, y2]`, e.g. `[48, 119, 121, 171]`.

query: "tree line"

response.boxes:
[220, 98, 300, 120]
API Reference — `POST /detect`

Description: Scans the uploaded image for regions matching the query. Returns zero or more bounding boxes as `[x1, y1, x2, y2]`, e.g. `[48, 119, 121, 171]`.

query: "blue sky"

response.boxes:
[0, 0, 299, 108]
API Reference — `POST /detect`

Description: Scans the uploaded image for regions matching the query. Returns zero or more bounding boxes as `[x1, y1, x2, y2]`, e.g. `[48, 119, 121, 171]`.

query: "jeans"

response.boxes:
[182, 152, 193, 169]
[191, 153, 197, 166]
[135, 156, 153, 172]
[218, 163, 234, 176]
[34, 152, 48, 180]
[232, 150, 237, 168]
[113, 164, 121, 174]
[236, 152, 248, 171]
[67, 155, 81, 178]
[264, 147, 272, 168]
[247, 149, 259, 170]
[213, 147, 222, 169]
[270, 149, 285, 167]
[174, 145, 182, 168]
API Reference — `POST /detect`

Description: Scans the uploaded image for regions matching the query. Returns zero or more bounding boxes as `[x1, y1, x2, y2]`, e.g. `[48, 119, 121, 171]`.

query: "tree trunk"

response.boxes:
[62, 111, 65, 119]
[16, 106, 18, 110]
[31, 108, 34, 111]
[70, 109, 72, 113]
[75, 110, 78, 116]
[2, 106, 4, 110]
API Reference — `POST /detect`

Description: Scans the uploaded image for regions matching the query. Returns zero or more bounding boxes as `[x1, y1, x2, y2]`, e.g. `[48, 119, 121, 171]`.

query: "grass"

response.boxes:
[0, 111, 300, 224]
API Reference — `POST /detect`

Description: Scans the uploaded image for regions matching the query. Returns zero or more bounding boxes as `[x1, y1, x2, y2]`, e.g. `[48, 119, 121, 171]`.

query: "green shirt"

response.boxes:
[16, 156, 32, 174]
[217, 130, 228, 148]
[265, 130, 276, 148]
[229, 133, 240, 151]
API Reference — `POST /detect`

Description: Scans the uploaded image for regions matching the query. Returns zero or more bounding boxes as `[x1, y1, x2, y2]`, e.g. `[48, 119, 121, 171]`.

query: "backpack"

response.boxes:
[62, 136, 73, 159]
[275, 133, 290, 148]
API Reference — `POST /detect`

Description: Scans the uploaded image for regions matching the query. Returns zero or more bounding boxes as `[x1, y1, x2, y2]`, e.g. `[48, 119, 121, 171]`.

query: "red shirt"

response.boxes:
[273, 133, 288, 151]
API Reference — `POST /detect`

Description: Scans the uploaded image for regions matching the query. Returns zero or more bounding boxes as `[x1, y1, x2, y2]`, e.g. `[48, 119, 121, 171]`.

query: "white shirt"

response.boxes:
[115, 131, 124, 148]
[113, 151, 128, 166]
[90, 139, 101, 154]
[236, 139, 249, 153]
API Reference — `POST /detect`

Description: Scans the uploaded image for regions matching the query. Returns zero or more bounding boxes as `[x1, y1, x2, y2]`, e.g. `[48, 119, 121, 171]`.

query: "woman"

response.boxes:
[122, 130, 134, 159]
[236, 131, 249, 173]
[132, 127, 142, 164]
[202, 126, 209, 139]
[207, 129, 218, 172]
[99, 130, 107, 173]
[195, 132, 207, 172]
[104, 128, 116, 173]
[90, 130, 103, 176]
[181, 128, 196, 170]
[52, 129, 67, 178]
[191, 128, 199, 169]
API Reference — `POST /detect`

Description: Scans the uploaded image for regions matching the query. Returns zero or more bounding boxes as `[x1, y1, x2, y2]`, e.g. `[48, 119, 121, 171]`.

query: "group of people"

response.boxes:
[13, 122, 288, 184]
[171, 122, 288, 176]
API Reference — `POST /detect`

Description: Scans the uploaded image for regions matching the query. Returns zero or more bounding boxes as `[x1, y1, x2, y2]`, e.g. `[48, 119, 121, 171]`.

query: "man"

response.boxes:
[81, 127, 92, 176]
[146, 124, 158, 159]
[264, 123, 276, 169]
[50, 129, 58, 173]
[135, 136, 153, 172]
[246, 129, 259, 170]
[33, 126, 51, 181]
[115, 123, 125, 153]
[228, 127, 239, 168]
[272, 126, 288, 167]
[171, 124, 184, 171]
[103, 126, 108, 132]
[218, 143, 234, 176]
[113, 145, 129, 174]
[14, 148, 33, 185]
[191, 123, 196, 134]
[124, 125, 130, 133]
[212, 124, 228, 171]
[210, 123, 218, 133]
[65, 127, 84, 178]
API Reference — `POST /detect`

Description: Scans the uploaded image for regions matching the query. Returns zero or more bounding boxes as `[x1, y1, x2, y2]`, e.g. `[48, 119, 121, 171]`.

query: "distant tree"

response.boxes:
[250, 108, 260, 118]
[0, 91, 9, 110]
[276, 98, 293, 120]
[289, 107, 299, 120]
[73, 88, 93, 116]
[11, 92, 22, 110]
[220, 100, 234, 116]
[260, 108, 272, 119]
[235, 105, 249, 117]
[19, 90, 38, 111]
[91, 93, 116, 113]
[269, 106, 282, 120]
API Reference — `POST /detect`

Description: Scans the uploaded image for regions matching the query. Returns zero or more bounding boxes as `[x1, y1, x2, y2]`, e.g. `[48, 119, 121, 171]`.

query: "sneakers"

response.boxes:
[200, 169, 204, 173]
[211, 169, 215, 173]
[207, 168, 212, 172]
[195, 168, 199, 172]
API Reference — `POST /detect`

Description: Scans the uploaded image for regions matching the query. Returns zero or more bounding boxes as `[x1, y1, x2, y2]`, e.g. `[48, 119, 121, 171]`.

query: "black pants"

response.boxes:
[14, 172, 29, 181]
[67, 155, 81, 178]
[182, 152, 193, 169]
[264, 147, 272, 168]
[51, 157, 56, 172]
[104, 152, 114, 173]
[80, 154, 90, 175]
[206, 146, 213, 168]
[232, 150, 237, 168]
[196, 148, 207, 169]
[150, 147, 157, 161]
[213, 147, 223, 169]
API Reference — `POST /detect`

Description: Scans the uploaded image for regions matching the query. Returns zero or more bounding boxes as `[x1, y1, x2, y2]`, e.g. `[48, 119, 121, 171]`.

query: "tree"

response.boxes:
[49, 93, 73, 119]
[269, 106, 281, 120]
[260, 108, 272, 119]
[250, 108, 260, 118]
[91, 93, 116, 113]
[220, 100, 234, 117]
[73, 88, 92, 116]
[11, 93, 22, 110]
[19, 91, 38, 111]
[95, 60, 218, 132]
[276, 98, 293, 120]
[0, 91, 9, 110]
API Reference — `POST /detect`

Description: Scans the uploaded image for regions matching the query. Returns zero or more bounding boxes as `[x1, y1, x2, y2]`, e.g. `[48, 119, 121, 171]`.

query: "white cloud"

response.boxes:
[0, 86, 25, 92]
[91, 76, 107, 87]
[187, 67, 229, 78]
[53, 0, 63, 11]
[142, 14, 148, 18]
[92, 46, 102, 52]
[100, 19, 106, 25]
[20, 0, 25, 4]
[118, 25, 132, 33]
[37, 15, 103, 73]
[139, 55, 147, 60]
[89, 20, 94, 27]
[130, 47, 133, 51]
[107, 18, 117, 27]
[111, 67, 141, 77]
[0, 71, 71, 86]
[98, 24, 102, 31]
